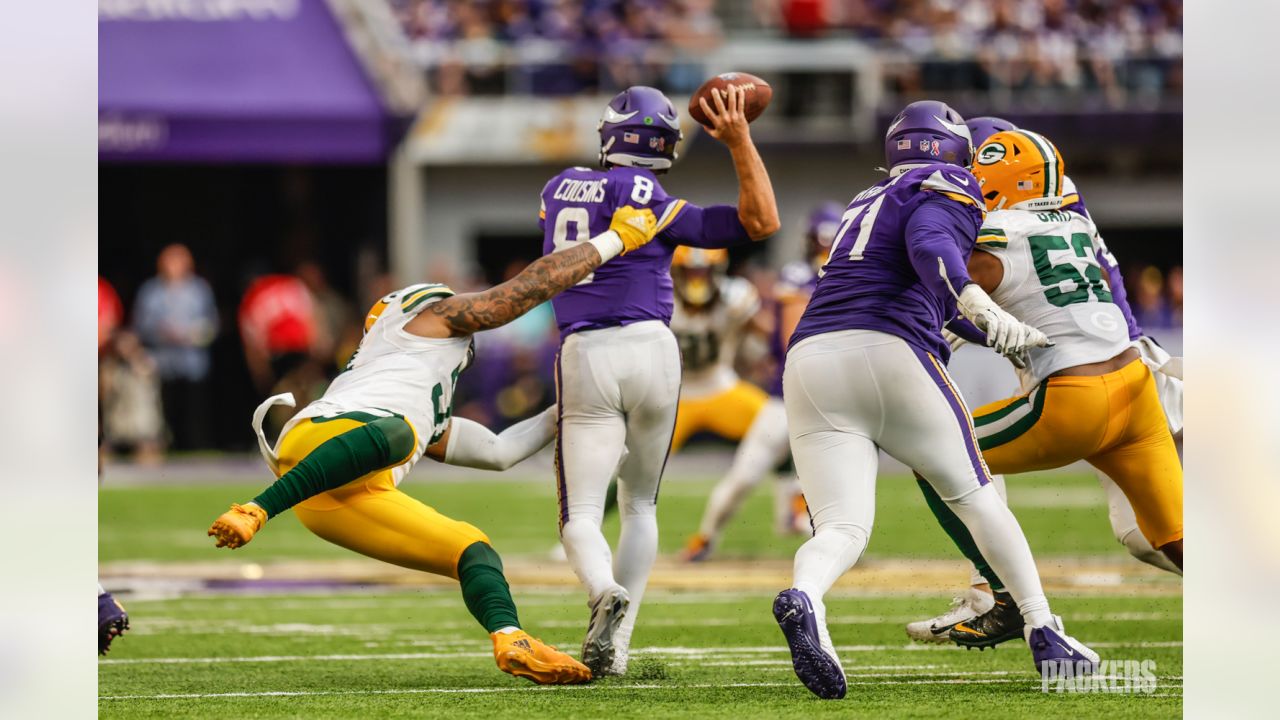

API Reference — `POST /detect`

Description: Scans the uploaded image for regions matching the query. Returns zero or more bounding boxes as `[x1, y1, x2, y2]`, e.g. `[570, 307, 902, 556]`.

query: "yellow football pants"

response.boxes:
[276, 416, 490, 579]
[972, 358, 1183, 548]
[671, 380, 769, 453]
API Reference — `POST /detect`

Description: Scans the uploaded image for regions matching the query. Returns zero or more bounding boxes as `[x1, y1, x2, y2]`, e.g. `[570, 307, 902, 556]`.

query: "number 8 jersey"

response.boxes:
[539, 165, 754, 337]
[975, 208, 1128, 392]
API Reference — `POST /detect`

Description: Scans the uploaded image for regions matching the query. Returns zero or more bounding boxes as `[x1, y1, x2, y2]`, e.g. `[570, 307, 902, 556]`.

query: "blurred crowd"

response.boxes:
[97, 241, 1182, 461]
[388, 0, 1181, 104]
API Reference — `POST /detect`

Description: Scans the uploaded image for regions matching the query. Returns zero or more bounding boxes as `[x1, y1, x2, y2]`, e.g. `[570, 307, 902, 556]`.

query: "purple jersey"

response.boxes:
[790, 164, 986, 362]
[539, 165, 752, 336]
[1061, 177, 1142, 341]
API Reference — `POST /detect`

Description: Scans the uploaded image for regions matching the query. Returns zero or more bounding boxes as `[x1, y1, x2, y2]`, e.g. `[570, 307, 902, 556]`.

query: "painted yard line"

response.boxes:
[100, 679, 1183, 702]
[100, 641, 1183, 666]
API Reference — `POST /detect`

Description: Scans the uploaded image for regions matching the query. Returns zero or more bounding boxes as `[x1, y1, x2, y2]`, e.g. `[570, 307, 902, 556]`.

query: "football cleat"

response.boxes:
[948, 590, 1025, 649]
[98, 591, 129, 655]
[207, 503, 268, 549]
[773, 589, 847, 700]
[1026, 615, 1099, 674]
[906, 587, 995, 644]
[681, 533, 714, 563]
[581, 586, 630, 676]
[492, 629, 592, 685]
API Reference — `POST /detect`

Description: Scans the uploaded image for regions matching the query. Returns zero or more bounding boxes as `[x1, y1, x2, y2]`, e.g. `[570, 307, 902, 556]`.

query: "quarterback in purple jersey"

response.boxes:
[772, 100, 1096, 700]
[543, 84, 778, 677]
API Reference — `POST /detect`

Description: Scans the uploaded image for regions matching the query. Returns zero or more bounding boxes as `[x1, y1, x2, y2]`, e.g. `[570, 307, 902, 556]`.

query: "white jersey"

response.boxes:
[976, 208, 1129, 393]
[670, 276, 760, 399]
[289, 283, 472, 456]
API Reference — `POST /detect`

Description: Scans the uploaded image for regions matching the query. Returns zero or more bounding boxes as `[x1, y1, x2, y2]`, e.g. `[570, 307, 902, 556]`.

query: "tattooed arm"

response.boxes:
[405, 206, 657, 339]
[408, 242, 606, 338]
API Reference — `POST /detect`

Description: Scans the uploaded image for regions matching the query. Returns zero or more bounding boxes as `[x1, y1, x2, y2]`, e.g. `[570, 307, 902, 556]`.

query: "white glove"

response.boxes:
[956, 283, 1052, 358]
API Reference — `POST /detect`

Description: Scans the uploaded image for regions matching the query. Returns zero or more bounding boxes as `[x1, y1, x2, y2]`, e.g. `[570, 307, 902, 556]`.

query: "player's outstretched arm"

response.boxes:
[424, 405, 556, 471]
[698, 84, 780, 240]
[409, 207, 658, 338]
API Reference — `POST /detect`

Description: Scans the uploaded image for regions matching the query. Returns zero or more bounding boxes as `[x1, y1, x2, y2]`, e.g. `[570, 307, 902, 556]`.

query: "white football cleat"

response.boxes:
[581, 586, 630, 676]
[906, 587, 995, 643]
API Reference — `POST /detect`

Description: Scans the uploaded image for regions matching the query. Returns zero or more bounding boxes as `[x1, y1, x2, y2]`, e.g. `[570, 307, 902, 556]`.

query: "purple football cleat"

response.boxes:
[773, 589, 847, 699]
[1026, 615, 1099, 674]
[99, 591, 129, 655]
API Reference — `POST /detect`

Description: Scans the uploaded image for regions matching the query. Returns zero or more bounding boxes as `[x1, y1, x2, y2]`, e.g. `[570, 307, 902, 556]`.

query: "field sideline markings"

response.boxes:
[99, 678, 1182, 702]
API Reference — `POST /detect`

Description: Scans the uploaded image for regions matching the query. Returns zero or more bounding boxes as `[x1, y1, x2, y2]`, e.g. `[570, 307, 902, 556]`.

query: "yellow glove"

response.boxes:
[608, 205, 659, 254]
[207, 503, 267, 549]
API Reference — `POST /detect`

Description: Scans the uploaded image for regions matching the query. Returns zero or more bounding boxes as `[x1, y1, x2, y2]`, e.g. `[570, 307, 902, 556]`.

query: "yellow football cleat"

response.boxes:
[681, 533, 713, 563]
[492, 629, 592, 685]
[207, 503, 267, 549]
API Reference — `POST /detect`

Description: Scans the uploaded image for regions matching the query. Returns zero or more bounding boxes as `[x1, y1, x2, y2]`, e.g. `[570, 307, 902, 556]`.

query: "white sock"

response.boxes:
[792, 523, 870, 600]
[561, 515, 617, 601]
[1119, 526, 1183, 575]
[699, 400, 790, 540]
[494, 626, 520, 635]
[612, 509, 658, 656]
[968, 474, 1007, 587]
[944, 484, 1053, 627]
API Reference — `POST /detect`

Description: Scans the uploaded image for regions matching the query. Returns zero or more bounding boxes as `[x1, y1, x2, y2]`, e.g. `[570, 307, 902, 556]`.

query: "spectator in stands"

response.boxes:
[295, 261, 358, 374]
[238, 271, 332, 435]
[1132, 264, 1173, 330]
[100, 330, 166, 465]
[133, 244, 218, 450]
[98, 276, 124, 353]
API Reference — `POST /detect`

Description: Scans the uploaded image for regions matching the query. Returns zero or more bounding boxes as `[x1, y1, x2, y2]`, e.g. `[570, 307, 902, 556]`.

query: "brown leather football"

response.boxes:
[688, 72, 773, 127]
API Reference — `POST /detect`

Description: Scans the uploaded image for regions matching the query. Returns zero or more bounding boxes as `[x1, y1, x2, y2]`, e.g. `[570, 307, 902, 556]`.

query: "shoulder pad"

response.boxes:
[919, 167, 984, 209]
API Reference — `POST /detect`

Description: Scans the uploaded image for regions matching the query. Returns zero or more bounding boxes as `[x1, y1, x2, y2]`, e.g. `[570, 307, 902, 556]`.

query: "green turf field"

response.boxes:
[99, 470, 1181, 717]
[100, 470, 1130, 563]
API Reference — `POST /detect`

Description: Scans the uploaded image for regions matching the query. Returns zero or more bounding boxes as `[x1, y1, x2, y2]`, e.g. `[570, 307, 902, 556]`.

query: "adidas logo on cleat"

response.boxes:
[513, 638, 532, 651]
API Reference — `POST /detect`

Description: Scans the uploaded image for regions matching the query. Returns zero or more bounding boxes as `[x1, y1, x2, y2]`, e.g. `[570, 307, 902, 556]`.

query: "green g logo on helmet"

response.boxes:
[977, 143, 1007, 165]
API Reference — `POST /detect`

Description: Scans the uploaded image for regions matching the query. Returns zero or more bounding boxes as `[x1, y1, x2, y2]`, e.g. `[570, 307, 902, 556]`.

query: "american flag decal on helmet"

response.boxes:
[623, 131, 640, 144]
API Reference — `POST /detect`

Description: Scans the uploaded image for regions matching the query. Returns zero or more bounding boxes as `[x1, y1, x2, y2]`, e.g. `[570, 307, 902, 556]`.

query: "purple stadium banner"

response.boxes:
[99, 0, 390, 163]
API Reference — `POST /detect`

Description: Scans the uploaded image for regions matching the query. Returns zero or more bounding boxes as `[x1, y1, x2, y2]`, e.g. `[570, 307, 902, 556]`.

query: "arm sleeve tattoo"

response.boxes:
[427, 243, 603, 335]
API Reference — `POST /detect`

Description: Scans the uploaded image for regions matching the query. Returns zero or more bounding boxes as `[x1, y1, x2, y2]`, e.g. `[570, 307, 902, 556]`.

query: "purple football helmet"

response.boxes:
[599, 86, 683, 171]
[883, 100, 973, 170]
[965, 116, 1019, 148]
[806, 202, 844, 258]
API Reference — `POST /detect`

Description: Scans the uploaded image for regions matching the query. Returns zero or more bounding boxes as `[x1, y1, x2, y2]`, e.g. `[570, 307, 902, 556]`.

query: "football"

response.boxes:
[688, 71, 773, 127]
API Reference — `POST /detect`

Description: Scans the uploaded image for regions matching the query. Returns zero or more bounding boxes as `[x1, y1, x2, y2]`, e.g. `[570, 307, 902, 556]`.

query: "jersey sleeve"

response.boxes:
[537, 177, 557, 232]
[657, 202, 752, 248]
[904, 195, 982, 304]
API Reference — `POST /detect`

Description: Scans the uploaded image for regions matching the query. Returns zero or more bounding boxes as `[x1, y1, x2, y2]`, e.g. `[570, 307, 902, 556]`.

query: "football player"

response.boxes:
[206, 206, 660, 686]
[542, 84, 778, 676]
[772, 100, 1095, 700]
[908, 130, 1183, 650]
[906, 116, 1183, 645]
[670, 246, 791, 562]
[98, 585, 128, 654]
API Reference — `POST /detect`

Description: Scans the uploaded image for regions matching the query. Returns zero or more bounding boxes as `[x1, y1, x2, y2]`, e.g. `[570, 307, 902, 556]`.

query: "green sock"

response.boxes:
[915, 474, 1005, 591]
[252, 416, 416, 518]
[457, 542, 521, 633]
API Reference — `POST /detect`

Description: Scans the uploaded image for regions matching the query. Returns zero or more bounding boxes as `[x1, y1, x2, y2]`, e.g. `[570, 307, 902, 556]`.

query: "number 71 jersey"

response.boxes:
[539, 165, 688, 336]
[976, 208, 1129, 392]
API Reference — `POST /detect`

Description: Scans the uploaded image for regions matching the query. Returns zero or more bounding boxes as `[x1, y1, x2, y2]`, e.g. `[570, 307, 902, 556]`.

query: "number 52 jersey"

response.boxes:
[975, 208, 1128, 392]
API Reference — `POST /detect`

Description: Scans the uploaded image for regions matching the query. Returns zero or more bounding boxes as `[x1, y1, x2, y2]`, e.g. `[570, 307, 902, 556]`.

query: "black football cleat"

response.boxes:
[948, 591, 1024, 649]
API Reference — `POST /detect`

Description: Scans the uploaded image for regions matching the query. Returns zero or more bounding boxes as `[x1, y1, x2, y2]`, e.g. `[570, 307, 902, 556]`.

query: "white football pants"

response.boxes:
[784, 330, 1051, 626]
[555, 321, 681, 657]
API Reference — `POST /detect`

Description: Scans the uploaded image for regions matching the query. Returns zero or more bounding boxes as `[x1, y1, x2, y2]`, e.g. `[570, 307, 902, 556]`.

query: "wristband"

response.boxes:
[587, 230, 624, 262]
